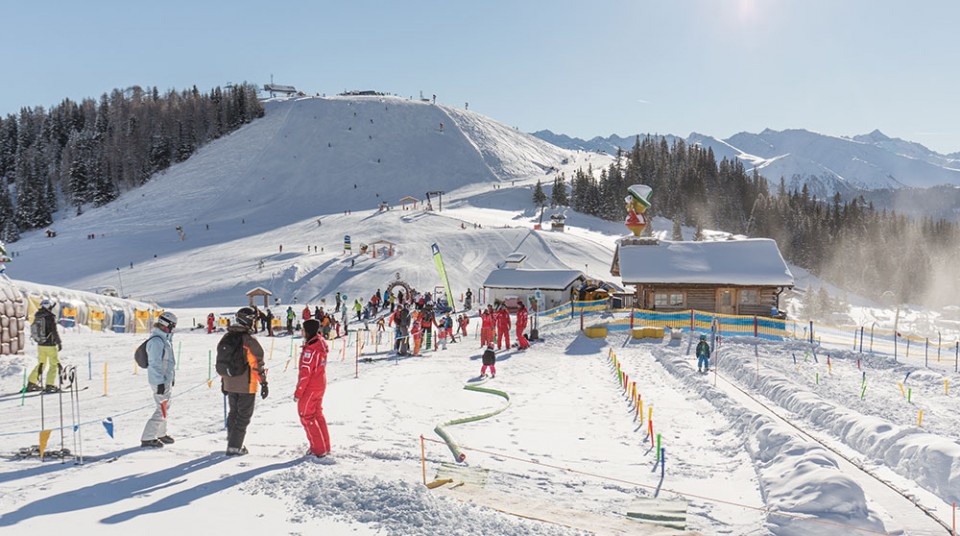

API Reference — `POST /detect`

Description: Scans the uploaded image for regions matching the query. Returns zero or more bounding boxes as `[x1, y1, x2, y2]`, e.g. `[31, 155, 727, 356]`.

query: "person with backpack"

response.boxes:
[26, 299, 63, 393]
[140, 311, 178, 448]
[696, 334, 711, 373]
[295, 318, 330, 458]
[217, 307, 268, 456]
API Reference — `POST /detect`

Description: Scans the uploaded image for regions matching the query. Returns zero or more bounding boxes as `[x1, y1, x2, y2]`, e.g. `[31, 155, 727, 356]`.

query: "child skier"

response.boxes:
[696, 334, 711, 373]
[480, 343, 496, 378]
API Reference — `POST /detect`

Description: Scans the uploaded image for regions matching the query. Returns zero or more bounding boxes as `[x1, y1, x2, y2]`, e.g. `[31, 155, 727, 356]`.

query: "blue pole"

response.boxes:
[809, 321, 814, 344]
[660, 447, 665, 478]
[859, 326, 864, 353]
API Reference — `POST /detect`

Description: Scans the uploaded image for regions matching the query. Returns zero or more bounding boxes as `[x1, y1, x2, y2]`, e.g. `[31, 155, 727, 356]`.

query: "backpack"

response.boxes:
[30, 314, 49, 344]
[134, 335, 163, 369]
[215, 331, 248, 377]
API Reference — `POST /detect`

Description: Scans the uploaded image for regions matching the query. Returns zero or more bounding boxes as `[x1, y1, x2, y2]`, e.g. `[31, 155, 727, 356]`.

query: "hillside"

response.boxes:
[5, 96, 614, 306]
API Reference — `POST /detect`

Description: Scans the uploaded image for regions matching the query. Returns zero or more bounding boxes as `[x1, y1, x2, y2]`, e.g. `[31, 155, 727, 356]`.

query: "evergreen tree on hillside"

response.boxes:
[532, 179, 547, 207]
[551, 174, 569, 207]
[693, 221, 705, 241]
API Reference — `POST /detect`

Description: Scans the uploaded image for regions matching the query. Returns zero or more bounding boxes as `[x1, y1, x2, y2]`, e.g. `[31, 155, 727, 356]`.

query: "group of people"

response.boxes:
[139, 306, 330, 458]
[479, 301, 530, 351]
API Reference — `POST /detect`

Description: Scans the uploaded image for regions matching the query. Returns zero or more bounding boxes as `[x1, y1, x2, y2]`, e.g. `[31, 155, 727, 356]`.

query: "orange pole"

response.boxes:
[421, 435, 427, 485]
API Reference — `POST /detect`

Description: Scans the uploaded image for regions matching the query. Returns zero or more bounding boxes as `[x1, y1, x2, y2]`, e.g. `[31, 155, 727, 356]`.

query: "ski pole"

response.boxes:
[58, 366, 66, 462]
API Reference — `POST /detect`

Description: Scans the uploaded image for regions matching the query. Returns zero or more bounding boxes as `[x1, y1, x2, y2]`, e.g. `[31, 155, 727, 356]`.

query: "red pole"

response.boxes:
[648, 419, 654, 446]
[690, 309, 694, 331]
[630, 307, 635, 330]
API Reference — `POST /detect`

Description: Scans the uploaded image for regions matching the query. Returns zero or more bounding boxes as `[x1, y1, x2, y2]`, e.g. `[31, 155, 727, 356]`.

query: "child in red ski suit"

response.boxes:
[480, 306, 495, 347]
[295, 319, 330, 457]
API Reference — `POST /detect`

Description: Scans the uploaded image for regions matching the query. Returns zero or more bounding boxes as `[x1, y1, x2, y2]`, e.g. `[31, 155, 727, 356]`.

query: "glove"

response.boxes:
[157, 383, 165, 395]
[260, 383, 269, 400]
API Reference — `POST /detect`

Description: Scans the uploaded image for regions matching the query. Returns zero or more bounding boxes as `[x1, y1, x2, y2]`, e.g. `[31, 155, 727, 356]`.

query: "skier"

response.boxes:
[410, 311, 423, 356]
[286, 306, 295, 335]
[295, 318, 330, 458]
[458, 314, 469, 337]
[480, 305, 495, 348]
[265, 308, 274, 337]
[516, 301, 530, 350]
[302, 305, 312, 322]
[354, 299, 362, 321]
[219, 307, 268, 456]
[495, 304, 511, 350]
[26, 300, 62, 393]
[420, 305, 435, 351]
[206, 312, 215, 334]
[140, 311, 178, 448]
[464, 289, 473, 310]
[480, 343, 496, 378]
[335, 292, 342, 313]
[696, 334, 711, 373]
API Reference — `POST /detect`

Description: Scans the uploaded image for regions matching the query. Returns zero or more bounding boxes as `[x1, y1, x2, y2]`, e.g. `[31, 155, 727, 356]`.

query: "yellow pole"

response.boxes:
[269, 338, 275, 361]
[918, 409, 923, 427]
[946, 379, 949, 395]
[648, 406, 653, 424]
[898, 382, 905, 397]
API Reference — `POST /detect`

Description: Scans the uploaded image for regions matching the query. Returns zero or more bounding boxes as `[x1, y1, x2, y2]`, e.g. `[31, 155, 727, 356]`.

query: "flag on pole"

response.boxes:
[102, 417, 114, 438]
[431, 243, 455, 312]
[39, 430, 52, 458]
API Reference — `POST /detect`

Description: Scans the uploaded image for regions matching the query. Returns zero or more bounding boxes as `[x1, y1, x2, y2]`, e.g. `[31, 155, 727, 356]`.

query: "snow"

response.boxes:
[1, 97, 958, 535]
[617, 238, 795, 287]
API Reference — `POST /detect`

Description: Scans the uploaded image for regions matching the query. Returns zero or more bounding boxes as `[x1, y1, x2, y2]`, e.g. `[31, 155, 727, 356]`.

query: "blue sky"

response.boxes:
[1, 0, 958, 153]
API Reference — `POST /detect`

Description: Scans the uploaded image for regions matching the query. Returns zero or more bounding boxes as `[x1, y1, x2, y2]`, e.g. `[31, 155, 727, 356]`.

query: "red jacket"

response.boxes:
[302, 307, 312, 320]
[295, 335, 328, 399]
[480, 311, 494, 329]
[516, 307, 528, 329]
[496, 308, 511, 329]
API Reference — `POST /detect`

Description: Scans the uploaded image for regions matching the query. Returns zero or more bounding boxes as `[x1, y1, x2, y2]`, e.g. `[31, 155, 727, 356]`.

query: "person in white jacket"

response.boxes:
[141, 311, 178, 448]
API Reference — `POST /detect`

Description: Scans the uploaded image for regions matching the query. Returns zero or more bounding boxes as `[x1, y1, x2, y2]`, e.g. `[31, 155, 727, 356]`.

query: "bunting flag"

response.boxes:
[431, 243, 455, 312]
[38, 430, 52, 458]
[160, 400, 168, 419]
[102, 417, 114, 438]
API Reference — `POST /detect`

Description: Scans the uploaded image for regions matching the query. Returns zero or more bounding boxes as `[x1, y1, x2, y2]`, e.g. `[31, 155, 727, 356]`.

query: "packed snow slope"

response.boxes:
[6, 96, 614, 306]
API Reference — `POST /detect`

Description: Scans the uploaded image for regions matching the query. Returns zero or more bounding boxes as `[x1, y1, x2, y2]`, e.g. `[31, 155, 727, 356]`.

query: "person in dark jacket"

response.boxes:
[295, 319, 330, 457]
[27, 299, 62, 393]
[219, 307, 268, 455]
[696, 334, 711, 372]
[480, 343, 497, 378]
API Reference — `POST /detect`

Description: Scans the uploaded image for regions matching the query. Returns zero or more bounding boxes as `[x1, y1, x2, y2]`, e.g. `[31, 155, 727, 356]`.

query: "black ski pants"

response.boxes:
[226, 392, 257, 449]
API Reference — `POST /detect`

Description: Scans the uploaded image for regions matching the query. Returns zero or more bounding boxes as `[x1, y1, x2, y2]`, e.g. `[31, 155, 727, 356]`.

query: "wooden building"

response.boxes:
[611, 237, 794, 316]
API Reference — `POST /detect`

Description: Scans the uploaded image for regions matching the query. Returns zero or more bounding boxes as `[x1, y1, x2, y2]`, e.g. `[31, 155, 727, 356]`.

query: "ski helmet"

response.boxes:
[39, 299, 54, 309]
[235, 306, 257, 327]
[699, 334, 706, 341]
[157, 311, 178, 331]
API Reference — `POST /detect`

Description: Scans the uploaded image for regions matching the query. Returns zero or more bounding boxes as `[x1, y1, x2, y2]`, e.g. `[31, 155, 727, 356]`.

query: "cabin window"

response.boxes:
[654, 292, 684, 307]
[739, 289, 759, 305]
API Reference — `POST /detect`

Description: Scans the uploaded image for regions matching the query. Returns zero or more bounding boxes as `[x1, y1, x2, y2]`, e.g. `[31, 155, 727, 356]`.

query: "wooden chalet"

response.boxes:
[611, 237, 794, 316]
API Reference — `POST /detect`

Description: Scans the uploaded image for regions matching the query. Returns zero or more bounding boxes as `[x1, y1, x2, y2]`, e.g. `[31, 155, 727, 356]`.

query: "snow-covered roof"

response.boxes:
[246, 287, 272, 296]
[505, 253, 527, 263]
[617, 238, 794, 287]
[483, 268, 584, 290]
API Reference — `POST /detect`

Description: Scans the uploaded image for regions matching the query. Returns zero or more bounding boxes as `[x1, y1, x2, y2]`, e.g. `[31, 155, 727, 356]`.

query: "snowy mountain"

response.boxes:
[537, 128, 960, 197]
[5, 95, 616, 306]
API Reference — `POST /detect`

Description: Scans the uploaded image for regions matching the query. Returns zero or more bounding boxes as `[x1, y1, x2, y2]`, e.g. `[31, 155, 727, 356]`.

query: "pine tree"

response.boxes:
[693, 221, 705, 241]
[532, 179, 547, 207]
[551, 175, 568, 207]
[672, 218, 683, 240]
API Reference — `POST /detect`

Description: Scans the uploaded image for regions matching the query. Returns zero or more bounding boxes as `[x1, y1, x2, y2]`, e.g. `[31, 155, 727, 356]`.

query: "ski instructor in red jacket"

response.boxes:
[295, 318, 330, 458]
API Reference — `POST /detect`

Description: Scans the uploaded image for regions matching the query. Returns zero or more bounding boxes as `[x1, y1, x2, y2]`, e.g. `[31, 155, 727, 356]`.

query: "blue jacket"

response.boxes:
[146, 327, 176, 387]
[696, 341, 711, 358]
